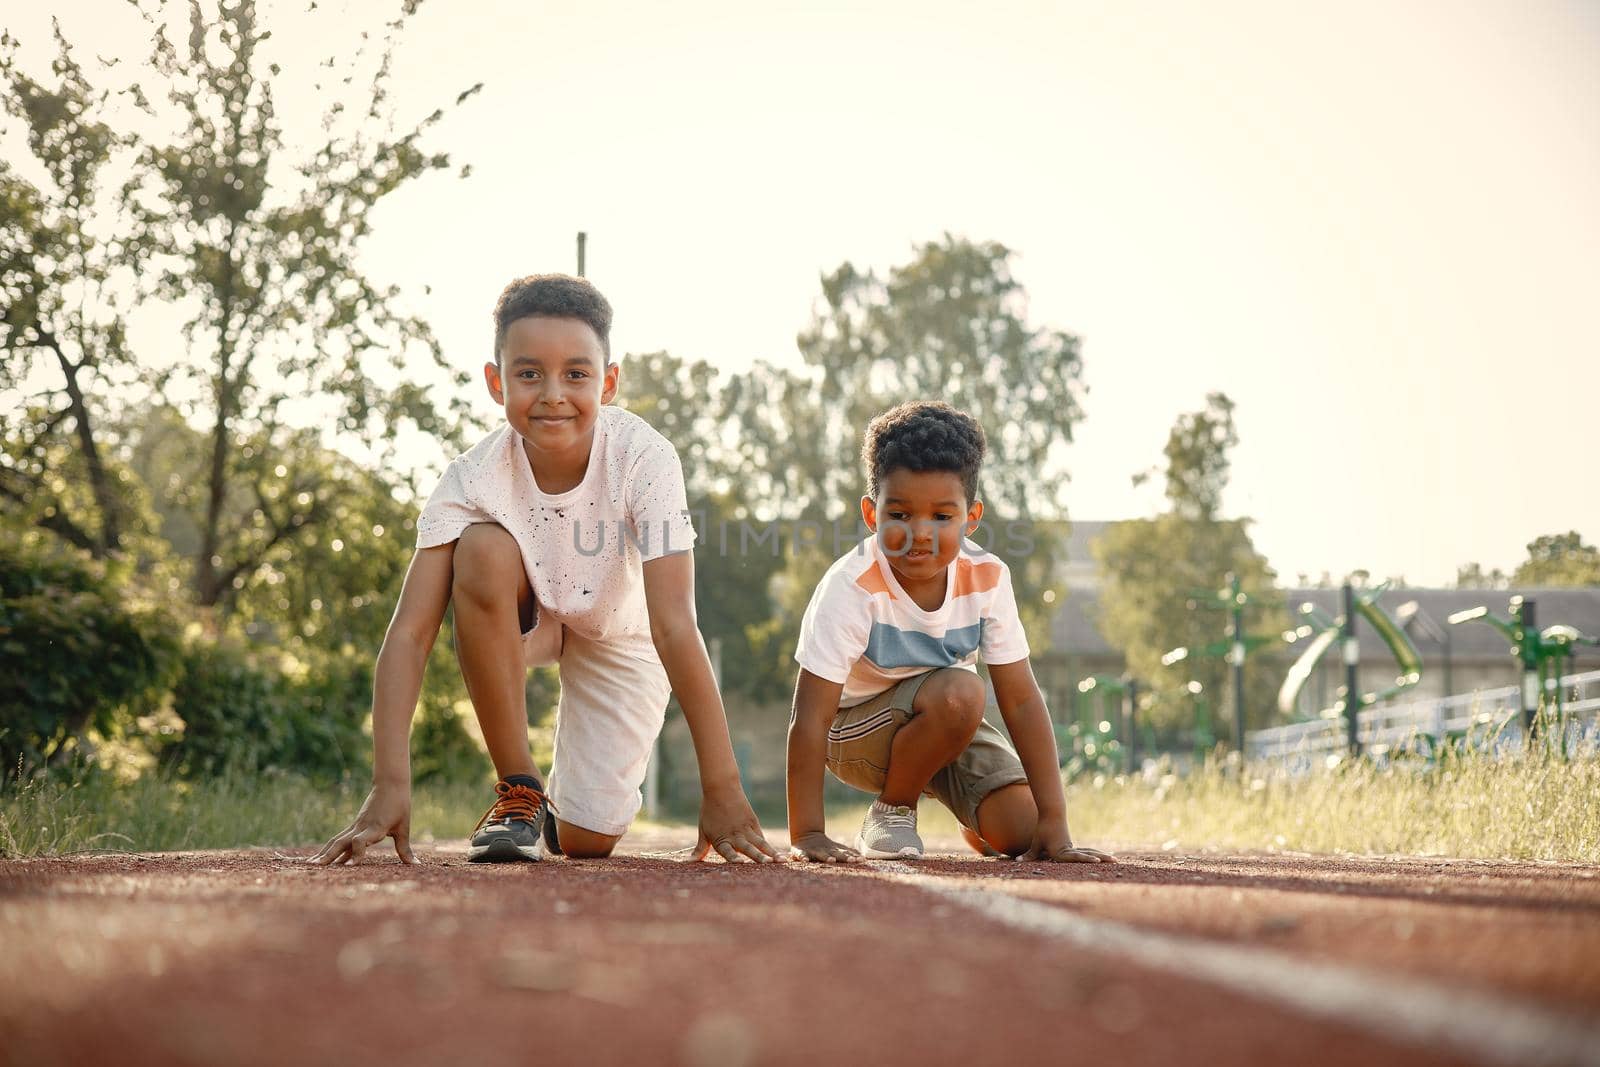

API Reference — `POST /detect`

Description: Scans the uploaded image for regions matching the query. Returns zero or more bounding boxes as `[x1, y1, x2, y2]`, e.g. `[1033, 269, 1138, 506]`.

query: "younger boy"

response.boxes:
[314, 274, 779, 865]
[787, 401, 1113, 863]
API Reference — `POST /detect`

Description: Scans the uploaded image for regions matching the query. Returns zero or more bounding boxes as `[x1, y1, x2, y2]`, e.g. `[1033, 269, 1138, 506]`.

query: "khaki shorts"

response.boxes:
[826, 668, 1029, 830]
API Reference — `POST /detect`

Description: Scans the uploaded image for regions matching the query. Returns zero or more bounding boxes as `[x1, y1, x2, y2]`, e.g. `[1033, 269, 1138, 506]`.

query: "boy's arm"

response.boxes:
[642, 550, 782, 863]
[310, 543, 455, 866]
[989, 657, 1115, 863]
[786, 669, 859, 862]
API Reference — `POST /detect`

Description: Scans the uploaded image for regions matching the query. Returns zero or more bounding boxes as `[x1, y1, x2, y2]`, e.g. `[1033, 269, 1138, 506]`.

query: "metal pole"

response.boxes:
[1520, 598, 1539, 736]
[1229, 573, 1246, 752]
[1125, 679, 1139, 774]
[1442, 625, 1453, 698]
[1343, 581, 1361, 755]
[577, 231, 587, 277]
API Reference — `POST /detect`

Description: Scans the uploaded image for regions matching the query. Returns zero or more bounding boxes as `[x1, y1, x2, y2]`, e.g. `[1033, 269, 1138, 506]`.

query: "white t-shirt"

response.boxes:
[416, 405, 696, 662]
[794, 536, 1031, 707]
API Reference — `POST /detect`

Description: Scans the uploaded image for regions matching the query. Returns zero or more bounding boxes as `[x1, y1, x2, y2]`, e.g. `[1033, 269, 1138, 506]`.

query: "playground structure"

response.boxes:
[1277, 581, 1422, 755]
[1159, 574, 1278, 752]
[1447, 594, 1600, 745]
[1249, 593, 1600, 766]
[1058, 582, 1598, 771]
[1248, 667, 1600, 768]
[1068, 674, 1130, 772]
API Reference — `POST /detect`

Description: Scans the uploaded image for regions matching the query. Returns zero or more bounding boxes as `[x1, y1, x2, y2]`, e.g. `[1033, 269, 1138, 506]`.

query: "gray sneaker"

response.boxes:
[468, 778, 549, 863]
[855, 799, 924, 859]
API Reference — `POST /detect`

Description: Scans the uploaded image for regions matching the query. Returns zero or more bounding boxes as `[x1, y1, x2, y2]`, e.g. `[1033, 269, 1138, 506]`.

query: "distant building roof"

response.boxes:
[1046, 590, 1118, 658]
[1058, 519, 1113, 591]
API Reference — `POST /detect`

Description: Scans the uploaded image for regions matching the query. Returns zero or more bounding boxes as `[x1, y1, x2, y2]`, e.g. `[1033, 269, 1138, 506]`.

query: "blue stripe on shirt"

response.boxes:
[863, 620, 985, 670]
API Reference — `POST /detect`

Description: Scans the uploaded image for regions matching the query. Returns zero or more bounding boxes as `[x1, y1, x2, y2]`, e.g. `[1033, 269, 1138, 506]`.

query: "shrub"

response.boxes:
[0, 542, 177, 781]
[165, 643, 371, 782]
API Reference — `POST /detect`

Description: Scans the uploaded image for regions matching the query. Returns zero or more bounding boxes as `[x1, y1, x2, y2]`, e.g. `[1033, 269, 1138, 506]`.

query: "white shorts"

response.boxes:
[522, 619, 672, 837]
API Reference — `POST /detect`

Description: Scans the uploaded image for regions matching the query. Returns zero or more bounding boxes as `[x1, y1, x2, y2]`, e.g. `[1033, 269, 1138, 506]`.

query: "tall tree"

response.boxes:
[0, 26, 138, 556]
[1512, 532, 1600, 588]
[617, 352, 786, 699]
[721, 236, 1085, 662]
[1094, 393, 1282, 733]
[755, 235, 1084, 521]
[1143, 391, 1237, 521]
[114, 0, 482, 608]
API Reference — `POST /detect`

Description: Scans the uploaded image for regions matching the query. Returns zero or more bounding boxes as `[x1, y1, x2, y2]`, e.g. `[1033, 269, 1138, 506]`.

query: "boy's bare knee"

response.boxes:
[977, 783, 1037, 857]
[555, 820, 620, 859]
[453, 523, 519, 606]
[917, 670, 986, 737]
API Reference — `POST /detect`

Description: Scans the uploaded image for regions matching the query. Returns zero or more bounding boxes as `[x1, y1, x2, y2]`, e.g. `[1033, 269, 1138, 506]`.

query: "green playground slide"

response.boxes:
[1276, 588, 1423, 717]
[1277, 626, 1339, 716]
[1355, 597, 1423, 703]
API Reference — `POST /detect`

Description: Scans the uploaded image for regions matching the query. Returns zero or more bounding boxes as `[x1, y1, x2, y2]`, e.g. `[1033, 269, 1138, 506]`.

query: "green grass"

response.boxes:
[0, 770, 500, 857]
[5, 747, 1597, 863]
[1062, 748, 1600, 864]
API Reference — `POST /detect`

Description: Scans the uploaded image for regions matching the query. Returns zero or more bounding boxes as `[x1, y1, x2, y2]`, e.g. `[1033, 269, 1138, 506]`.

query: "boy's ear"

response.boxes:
[601, 360, 620, 405]
[483, 361, 505, 405]
[860, 495, 878, 532]
[965, 499, 984, 536]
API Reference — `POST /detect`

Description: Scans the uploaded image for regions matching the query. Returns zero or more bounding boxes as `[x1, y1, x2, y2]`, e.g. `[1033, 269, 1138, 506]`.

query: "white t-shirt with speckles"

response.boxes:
[415, 405, 697, 662]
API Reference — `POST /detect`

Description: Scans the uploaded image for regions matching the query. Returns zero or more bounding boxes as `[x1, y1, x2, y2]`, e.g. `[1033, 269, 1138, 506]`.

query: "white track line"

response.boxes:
[816, 862, 1600, 1067]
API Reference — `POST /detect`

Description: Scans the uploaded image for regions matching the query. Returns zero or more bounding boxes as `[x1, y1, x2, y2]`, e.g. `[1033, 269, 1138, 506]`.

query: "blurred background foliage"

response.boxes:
[2, 3, 1094, 785]
[3, 3, 1593, 798]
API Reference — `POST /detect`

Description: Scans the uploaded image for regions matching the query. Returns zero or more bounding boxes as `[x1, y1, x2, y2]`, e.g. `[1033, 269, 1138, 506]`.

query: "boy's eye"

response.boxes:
[566, 371, 588, 380]
[886, 512, 908, 521]
[935, 514, 953, 522]
[519, 370, 540, 380]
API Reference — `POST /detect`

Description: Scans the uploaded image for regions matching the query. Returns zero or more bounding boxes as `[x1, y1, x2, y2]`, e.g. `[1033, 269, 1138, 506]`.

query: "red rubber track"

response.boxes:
[3, 832, 1596, 1067]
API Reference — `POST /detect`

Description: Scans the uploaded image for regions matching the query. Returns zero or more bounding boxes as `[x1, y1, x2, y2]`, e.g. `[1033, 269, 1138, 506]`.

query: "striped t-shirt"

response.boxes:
[795, 536, 1031, 708]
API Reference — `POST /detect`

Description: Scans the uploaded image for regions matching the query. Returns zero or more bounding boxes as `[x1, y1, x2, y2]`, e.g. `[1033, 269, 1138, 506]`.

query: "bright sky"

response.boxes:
[9, 1, 1599, 586]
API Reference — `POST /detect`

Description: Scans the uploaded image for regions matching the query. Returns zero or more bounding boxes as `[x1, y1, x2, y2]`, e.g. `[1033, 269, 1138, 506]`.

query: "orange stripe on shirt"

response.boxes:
[854, 562, 897, 600]
[952, 555, 1003, 598]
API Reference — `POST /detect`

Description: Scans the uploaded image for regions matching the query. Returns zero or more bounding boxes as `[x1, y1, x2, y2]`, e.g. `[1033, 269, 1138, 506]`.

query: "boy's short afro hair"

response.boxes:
[492, 274, 613, 363]
[861, 401, 987, 504]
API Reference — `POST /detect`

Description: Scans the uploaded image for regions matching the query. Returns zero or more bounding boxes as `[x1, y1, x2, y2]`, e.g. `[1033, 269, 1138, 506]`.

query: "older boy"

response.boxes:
[314, 275, 779, 865]
[787, 401, 1113, 863]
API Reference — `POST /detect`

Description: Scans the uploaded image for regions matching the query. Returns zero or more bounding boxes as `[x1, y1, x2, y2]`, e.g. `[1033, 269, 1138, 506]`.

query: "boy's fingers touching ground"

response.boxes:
[739, 832, 783, 863]
[308, 829, 354, 866]
[1040, 846, 1116, 864]
[1068, 847, 1117, 863]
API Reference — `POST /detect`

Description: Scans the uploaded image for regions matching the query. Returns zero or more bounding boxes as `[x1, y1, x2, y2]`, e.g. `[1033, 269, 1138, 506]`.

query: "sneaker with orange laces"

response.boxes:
[468, 775, 552, 863]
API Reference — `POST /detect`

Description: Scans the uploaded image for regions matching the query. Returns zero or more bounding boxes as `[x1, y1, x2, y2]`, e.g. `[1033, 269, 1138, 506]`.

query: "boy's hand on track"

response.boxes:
[788, 831, 861, 863]
[310, 785, 417, 866]
[693, 788, 785, 864]
[1020, 814, 1116, 864]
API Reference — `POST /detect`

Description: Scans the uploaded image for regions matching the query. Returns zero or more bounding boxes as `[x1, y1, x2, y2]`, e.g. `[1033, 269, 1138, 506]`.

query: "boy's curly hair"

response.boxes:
[861, 401, 987, 504]
[492, 274, 613, 364]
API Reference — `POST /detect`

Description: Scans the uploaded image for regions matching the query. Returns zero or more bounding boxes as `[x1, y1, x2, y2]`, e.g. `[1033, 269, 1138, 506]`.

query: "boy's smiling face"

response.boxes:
[861, 468, 984, 588]
[485, 315, 618, 458]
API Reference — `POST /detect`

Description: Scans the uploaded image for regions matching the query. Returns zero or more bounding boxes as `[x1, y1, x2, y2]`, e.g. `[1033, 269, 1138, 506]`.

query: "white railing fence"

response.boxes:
[1245, 669, 1600, 773]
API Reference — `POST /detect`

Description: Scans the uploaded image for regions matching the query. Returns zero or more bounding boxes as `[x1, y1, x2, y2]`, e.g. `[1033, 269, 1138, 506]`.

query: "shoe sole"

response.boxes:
[467, 836, 546, 863]
[854, 833, 923, 861]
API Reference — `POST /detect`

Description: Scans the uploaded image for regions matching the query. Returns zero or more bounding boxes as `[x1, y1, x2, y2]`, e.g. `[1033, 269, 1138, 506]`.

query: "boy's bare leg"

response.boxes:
[970, 783, 1038, 857]
[552, 819, 621, 859]
[452, 523, 539, 781]
[878, 669, 986, 807]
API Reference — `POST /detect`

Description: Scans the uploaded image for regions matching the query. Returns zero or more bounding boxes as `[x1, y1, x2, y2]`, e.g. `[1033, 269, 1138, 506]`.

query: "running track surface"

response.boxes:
[3, 829, 1598, 1067]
